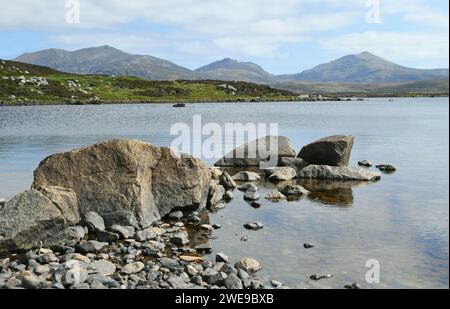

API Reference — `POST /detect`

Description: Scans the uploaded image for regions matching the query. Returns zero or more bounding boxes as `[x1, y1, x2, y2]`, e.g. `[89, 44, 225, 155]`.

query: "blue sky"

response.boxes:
[0, 0, 448, 74]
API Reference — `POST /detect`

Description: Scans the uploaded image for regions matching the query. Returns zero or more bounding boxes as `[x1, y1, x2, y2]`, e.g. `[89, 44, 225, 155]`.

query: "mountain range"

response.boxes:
[14, 46, 449, 85]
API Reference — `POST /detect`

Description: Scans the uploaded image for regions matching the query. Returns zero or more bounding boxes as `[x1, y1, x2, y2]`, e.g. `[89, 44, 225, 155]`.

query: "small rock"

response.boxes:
[224, 273, 243, 289]
[180, 256, 204, 263]
[171, 232, 190, 246]
[238, 183, 255, 191]
[210, 167, 223, 180]
[224, 191, 234, 201]
[135, 230, 157, 242]
[168, 275, 190, 289]
[237, 268, 250, 280]
[219, 172, 237, 190]
[310, 274, 334, 281]
[345, 282, 361, 289]
[191, 275, 203, 286]
[76, 241, 108, 254]
[216, 252, 230, 263]
[37, 253, 58, 264]
[376, 164, 397, 173]
[200, 224, 213, 231]
[21, 272, 41, 289]
[0, 258, 10, 271]
[250, 202, 262, 209]
[212, 224, 222, 230]
[5, 277, 22, 289]
[169, 211, 184, 221]
[244, 184, 260, 201]
[271, 280, 283, 288]
[280, 184, 310, 198]
[235, 258, 262, 273]
[195, 243, 213, 254]
[0, 198, 6, 206]
[109, 225, 135, 239]
[68, 226, 86, 241]
[84, 211, 105, 232]
[89, 260, 116, 276]
[96, 230, 120, 243]
[303, 243, 315, 249]
[35, 264, 51, 275]
[243, 222, 264, 231]
[71, 253, 91, 263]
[358, 160, 373, 167]
[232, 171, 261, 182]
[240, 236, 249, 242]
[186, 265, 199, 276]
[122, 262, 144, 275]
[202, 268, 223, 286]
[267, 167, 297, 182]
[265, 190, 287, 201]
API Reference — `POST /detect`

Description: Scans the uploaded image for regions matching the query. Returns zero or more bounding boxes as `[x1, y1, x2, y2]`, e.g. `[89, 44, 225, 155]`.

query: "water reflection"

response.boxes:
[298, 179, 362, 207]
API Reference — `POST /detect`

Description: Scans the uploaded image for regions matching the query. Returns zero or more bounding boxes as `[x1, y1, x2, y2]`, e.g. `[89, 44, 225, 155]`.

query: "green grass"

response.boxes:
[0, 61, 298, 105]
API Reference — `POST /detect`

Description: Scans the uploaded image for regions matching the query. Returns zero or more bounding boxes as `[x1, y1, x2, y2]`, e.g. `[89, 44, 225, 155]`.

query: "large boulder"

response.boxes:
[36, 186, 80, 225]
[0, 190, 69, 255]
[298, 165, 381, 181]
[32, 140, 211, 229]
[215, 136, 296, 167]
[298, 135, 354, 166]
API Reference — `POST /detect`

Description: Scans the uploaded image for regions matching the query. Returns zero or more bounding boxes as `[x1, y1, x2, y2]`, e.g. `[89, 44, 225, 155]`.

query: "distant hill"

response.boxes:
[14, 47, 449, 86]
[196, 58, 276, 84]
[280, 52, 449, 83]
[15, 46, 197, 81]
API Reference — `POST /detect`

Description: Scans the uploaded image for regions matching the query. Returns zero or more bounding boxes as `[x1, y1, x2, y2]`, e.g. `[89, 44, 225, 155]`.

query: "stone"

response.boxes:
[358, 160, 373, 167]
[191, 275, 203, 286]
[96, 230, 120, 243]
[235, 258, 262, 273]
[76, 241, 108, 254]
[0, 198, 6, 207]
[102, 210, 139, 229]
[202, 268, 223, 286]
[37, 186, 80, 225]
[89, 260, 116, 276]
[210, 167, 223, 180]
[5, 277, 22, 289]
[298, 165, 381, 181]
[298, 135, 354, 166]
[310, 274, 334, 281]
[32, 140, 211, 228]
[84, 212, 105, 232]
[232, 171, 261, 182]
[224, 191, 234, 201]
[265, 190, 287, 201]
[376, 164, 397, 173]
[208, 182, 226, 208]
[271, 280, 283, 288]
[135, 230, 157, 242]
[244, 222, 264, 231]
[278, 157, 310, 171]
[180, 256, 204, 263]
[195, 243, 213, 254]
[200, 224, 213, 231]
[215, 136, 296, 167]
[279, 184, 310, 198]
[216, 252, 230, 263]
[168, 275, 190, 289]
[35, 264, 51, 275]
[237, 268, 250, 280]
[21, 273, 42, 289]
[109, 225, 135, 239]
[171, 232, 190, 246]
[71, 253, 91, 263]
[37, 252, 58, 264]
[244, 184, 260, 201]
[0, 258, 10, 271]
[345, 282, 362, 289]
[168, 211, 184, 220]
[304, 243, 315, 249]
[68, 226, 86, 241]
[0, 190, 69, 255]
[159, 257, 181, 270]
[224, 273, 243, 289]
[122, 262, 144, 274]
[267, 167, 297, 182]
[219, 172, 237, 190]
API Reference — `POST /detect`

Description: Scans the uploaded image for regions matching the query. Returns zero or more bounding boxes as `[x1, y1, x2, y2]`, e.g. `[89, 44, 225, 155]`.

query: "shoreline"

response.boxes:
[0, 94, 448, 107]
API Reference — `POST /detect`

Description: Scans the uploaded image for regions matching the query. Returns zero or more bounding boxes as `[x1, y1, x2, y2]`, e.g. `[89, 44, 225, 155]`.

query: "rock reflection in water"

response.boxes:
[298, 179, 365, 207]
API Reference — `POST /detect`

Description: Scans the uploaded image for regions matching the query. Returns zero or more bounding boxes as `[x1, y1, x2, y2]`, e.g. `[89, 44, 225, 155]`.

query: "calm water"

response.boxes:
[0, 98, 448, 289]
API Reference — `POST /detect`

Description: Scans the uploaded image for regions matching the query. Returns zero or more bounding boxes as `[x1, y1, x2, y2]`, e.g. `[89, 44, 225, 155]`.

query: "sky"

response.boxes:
[0, 0, 448, 74]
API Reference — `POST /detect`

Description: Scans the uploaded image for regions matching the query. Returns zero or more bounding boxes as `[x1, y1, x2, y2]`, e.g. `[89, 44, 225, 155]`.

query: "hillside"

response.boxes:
[280, 52, 449, 83]
[15, 46, 198, 81]
[196, 58, 276, 84]
[0, 60, 297, 105]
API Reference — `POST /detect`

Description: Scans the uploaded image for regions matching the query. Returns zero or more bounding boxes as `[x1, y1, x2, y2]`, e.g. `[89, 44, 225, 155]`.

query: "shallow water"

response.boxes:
[0, 98, 448, 288]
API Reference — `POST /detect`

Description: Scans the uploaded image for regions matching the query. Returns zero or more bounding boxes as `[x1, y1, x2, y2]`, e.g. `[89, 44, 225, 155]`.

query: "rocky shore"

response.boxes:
[0, 136, 395, 289]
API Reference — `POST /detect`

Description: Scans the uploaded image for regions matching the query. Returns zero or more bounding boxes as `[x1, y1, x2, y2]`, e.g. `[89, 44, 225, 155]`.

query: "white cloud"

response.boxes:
[319, 31, 449, 68]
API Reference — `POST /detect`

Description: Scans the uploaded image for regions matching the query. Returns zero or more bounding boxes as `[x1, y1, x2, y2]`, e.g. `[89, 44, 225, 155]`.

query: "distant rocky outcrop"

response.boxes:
[32, 140, 211, 228]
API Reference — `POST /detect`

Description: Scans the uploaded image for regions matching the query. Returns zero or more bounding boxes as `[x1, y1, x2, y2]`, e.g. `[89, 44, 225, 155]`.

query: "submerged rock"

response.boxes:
[243, 222, 264, 231]
[32, 140, 211, 228]
[219, 172, 237, 190]
[358, 160, 373, 167]
[279, 184, 310, 198]
[376, 164, 397, 173]
[235, 258, 262, 273]
[215, 136, 296, 167]
[267, 167, 297, 182]
[298, 165, 381, 181]
[244, 184, 260, 201]
[298, 135, 354, 166]
[265, 190, 287, 201]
